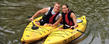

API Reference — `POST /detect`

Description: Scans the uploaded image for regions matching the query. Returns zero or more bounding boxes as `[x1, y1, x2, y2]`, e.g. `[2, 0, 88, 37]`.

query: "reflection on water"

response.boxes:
[0, 0, 109, 44]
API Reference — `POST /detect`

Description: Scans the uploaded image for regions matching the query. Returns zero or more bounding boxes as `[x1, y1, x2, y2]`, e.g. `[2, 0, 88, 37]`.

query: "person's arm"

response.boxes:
[52, 15, 62, 27]
[29, 8, 49, 21]
[70, 13, 77, 28]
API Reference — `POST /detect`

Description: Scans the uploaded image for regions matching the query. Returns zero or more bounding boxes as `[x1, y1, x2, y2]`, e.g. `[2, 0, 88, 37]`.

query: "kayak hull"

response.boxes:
[21, 16, 60, 43]
[43, 16, 87, 44]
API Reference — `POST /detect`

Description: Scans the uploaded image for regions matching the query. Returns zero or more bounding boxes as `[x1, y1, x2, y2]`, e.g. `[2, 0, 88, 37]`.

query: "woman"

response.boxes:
[61, 4, 77, 29]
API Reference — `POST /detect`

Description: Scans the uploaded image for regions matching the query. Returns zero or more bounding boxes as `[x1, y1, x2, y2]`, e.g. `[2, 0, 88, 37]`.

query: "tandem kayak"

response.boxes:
[43, 16, 87, 44]
[21, 16, 62, 43]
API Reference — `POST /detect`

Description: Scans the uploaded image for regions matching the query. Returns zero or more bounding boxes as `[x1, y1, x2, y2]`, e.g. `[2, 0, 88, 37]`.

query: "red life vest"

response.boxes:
[62, 10, 74, 26]
[49, 13, 58, 24]
[42, 7, 60, 24]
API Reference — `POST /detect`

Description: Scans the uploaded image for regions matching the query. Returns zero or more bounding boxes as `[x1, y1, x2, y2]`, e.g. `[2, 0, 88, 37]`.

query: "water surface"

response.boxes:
[0, 0, 109, 44]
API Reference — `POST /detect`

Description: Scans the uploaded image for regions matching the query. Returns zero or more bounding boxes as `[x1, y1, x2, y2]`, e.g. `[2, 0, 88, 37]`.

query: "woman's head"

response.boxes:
[62, 4, 69, 13]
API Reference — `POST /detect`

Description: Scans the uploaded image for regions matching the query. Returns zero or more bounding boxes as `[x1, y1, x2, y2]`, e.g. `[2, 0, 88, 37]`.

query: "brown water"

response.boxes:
[0, 0, 109, 44]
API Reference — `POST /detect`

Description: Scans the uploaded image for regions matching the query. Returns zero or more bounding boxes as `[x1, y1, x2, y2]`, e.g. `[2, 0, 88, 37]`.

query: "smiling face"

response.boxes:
[53, 3, 60, 12]
[62, 5, 69, 13]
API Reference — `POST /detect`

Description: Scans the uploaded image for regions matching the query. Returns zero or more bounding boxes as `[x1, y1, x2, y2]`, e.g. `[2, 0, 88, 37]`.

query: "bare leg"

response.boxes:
[58, 27, 63, 30]
[44, 23, 52, 26]
[44, 23, 48, 26]
[35, 21, 40, 25]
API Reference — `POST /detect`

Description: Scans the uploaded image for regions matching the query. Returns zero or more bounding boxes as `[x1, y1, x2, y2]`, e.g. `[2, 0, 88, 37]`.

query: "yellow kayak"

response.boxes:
[43, 16, 87, 44]
[21, 16, 61, 43]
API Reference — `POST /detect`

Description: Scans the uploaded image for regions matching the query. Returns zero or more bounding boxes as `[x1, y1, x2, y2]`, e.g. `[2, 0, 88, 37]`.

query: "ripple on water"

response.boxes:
[0, 0, 109, 44]
[105, 39, 109, 44]
[0, 26, 15, 34]
[0, 1, 28, 6]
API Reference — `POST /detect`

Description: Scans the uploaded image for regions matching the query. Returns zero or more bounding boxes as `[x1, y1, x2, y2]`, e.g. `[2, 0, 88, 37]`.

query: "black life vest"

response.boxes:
[62, 10, 74, 26]
[42, 7, 60, 24]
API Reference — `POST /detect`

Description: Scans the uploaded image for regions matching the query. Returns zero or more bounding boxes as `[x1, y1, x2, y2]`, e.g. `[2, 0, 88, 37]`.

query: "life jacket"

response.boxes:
[42, 7, 60, 24]
[62, 10, 74, 26]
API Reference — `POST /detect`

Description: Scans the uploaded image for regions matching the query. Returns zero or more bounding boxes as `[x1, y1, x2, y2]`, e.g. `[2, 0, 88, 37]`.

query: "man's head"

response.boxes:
[62, 4, 69, 13]
[53, 2, 60, 12]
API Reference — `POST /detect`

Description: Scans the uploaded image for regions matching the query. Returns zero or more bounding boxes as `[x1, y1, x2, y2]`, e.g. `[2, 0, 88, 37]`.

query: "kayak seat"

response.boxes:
[77, 19, 83, 23]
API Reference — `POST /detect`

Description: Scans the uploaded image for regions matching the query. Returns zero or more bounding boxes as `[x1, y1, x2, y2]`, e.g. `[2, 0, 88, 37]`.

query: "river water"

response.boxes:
[0, 0, 109, 44]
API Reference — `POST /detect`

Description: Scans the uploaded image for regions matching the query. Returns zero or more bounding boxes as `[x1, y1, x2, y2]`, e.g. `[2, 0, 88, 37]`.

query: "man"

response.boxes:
[61, 4, 77, 29]
[29, 2, 62, 27]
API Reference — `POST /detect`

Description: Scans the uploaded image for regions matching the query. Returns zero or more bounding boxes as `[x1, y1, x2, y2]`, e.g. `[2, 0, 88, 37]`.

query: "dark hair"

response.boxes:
[63, 4, 69, 8]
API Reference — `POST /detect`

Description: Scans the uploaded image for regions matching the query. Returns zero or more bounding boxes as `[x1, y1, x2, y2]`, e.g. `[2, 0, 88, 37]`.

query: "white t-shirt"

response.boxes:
[45, 7, 61, 20]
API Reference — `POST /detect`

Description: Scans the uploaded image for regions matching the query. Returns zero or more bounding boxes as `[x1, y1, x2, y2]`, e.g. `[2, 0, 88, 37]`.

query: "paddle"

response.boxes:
[31, 21, 39, 30]
[28, 16, 39, 30]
